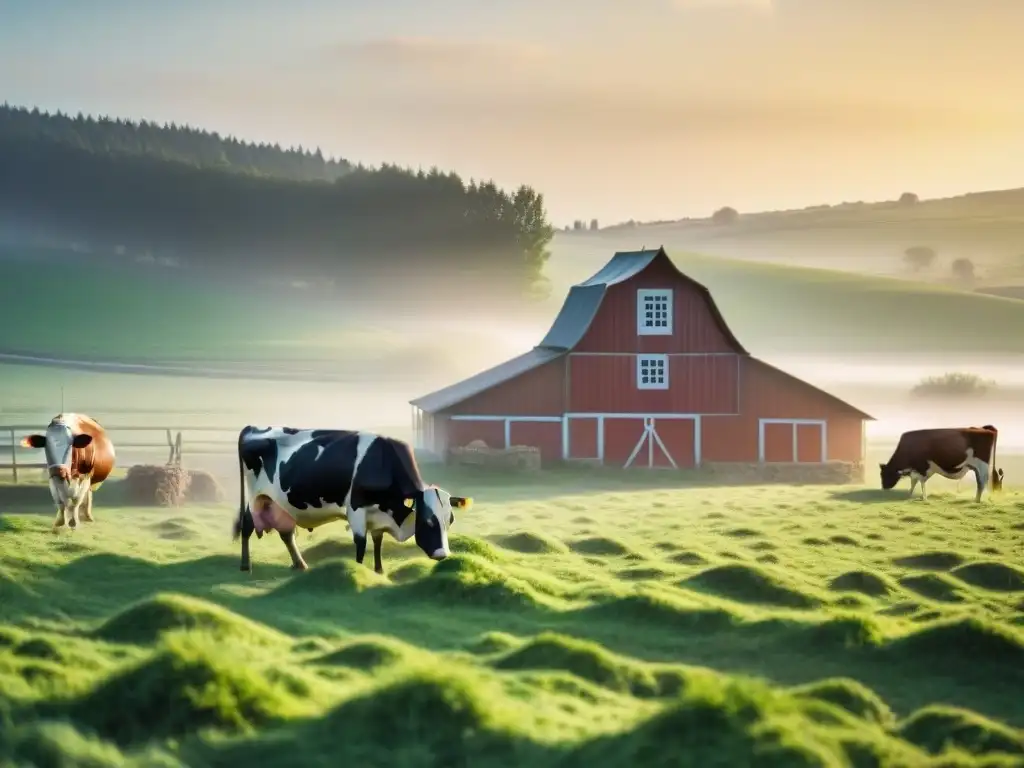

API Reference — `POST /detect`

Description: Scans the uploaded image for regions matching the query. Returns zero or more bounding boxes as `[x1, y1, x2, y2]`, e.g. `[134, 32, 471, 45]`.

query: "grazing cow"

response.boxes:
[21, 413, 116, 532]
[879, 424, 1002, 502]
[233, 426, 473, 575]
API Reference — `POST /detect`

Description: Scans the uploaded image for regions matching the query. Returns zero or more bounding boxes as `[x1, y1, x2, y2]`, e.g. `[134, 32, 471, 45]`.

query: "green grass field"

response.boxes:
[1, 475, 1022, 766]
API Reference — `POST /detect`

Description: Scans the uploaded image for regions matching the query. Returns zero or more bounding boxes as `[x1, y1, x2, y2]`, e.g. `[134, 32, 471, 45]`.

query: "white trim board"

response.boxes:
[757, 418, 827, 463]
[448, 415, 563, 422]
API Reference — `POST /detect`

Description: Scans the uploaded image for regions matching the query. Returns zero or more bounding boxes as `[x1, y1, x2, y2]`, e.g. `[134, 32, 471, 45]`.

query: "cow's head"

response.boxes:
[22, 422, 93, 476]
[879, 462, 903, 490]
[403, 486, 473, 561]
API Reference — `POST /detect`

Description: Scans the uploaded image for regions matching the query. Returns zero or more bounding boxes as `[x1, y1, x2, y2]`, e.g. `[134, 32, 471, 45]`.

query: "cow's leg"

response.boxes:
[973, 460, 990, 503]
[280, 529, 308, 571]
[81, 488, 95, 523]
[51, 504, 66, 534]
[349, 506, 369, 568]
[908, 475, 919, 498]
[372, 531, 385, 575]
[239, 506, 256, 571]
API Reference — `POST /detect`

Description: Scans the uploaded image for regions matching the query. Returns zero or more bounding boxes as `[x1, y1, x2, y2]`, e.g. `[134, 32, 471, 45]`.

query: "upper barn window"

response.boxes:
[636, 289, 673, 335]
[636, 354, 669, 389]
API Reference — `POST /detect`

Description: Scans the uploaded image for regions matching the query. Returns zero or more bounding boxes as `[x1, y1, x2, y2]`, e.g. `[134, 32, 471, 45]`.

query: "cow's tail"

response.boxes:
[984, 424, 999, 490]
[233, 431, 246, 541]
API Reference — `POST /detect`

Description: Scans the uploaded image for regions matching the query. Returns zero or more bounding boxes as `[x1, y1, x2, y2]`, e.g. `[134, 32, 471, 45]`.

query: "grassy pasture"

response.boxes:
[0, 476, 1022, 766]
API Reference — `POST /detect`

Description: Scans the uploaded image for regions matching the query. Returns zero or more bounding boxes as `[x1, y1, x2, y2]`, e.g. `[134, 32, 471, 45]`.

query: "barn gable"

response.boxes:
[539, 247, 748, 354]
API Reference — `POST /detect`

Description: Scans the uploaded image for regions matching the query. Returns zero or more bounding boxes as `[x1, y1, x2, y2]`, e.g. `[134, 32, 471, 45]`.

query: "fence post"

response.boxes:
[9, 427, 17, 484]
[175, 431, 183, 466]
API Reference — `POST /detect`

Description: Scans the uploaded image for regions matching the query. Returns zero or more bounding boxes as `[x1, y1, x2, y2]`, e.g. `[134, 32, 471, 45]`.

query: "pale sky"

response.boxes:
[2, 0, 1024, 224]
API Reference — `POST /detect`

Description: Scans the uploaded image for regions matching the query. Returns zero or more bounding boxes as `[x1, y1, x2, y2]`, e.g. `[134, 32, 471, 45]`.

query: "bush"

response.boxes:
[910, 372, 995, 399]
[711, 206, 738, 225]
[898, 191, 919, 205]
[952, 257, 975, 281]
[903, 246, 936, 270]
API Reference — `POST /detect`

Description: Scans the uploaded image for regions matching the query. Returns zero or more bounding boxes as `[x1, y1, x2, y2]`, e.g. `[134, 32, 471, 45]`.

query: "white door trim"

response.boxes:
[758, 418, 827, 463]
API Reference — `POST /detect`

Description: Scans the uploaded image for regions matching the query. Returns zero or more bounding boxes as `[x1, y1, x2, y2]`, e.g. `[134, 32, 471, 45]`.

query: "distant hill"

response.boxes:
[0, 104, 554, 297]
[567, 189, 1024, 287]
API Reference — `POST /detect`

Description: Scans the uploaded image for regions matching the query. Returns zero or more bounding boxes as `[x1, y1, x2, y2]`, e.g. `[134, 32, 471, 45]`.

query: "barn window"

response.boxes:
[636, 289, 673, 335]
[636, 354, 669, 389]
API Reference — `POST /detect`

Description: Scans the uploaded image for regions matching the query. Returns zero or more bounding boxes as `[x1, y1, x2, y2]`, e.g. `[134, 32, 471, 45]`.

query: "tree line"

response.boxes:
[0, 105, 554, 296]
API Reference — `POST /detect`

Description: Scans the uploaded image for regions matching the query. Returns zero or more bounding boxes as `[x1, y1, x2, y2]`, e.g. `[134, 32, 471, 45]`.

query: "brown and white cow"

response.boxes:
[22, 413, 116, 532]
[879, 424, 1003, 502]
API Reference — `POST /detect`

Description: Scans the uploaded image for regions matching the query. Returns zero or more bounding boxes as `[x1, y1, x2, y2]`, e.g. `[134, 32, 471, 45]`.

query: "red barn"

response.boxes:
[410, 248, 873, 470]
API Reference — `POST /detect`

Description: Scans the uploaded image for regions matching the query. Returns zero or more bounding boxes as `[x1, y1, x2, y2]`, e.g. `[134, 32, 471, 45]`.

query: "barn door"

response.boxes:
[604, 418, 647, 467]
[653, 418, 696, 468]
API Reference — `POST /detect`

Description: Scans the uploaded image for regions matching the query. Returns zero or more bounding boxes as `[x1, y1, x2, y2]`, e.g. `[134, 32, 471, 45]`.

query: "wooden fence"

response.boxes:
[0, 425, 238, 483]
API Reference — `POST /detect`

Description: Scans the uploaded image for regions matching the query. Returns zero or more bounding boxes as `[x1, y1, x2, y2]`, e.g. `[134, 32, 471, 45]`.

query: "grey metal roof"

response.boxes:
[410, 347, 564, 414]
[537, 249, 663, 350]
[536, 284, 606, 350]
[577, 249, 662, 287]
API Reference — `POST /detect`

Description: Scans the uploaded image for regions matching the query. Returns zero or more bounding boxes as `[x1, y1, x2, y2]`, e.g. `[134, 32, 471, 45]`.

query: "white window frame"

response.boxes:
[636, 354, 669, 390]
[637, 289, 673, 336]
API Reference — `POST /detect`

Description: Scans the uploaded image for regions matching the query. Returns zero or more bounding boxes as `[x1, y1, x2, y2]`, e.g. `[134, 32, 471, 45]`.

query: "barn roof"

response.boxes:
[537, 247, 748, 353]
[409, 347, 563, 414]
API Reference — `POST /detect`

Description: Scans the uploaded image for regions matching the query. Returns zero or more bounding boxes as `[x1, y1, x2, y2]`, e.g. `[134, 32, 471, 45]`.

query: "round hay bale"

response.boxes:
[184, 470, 224, 504]
[123, 464, 192, 507]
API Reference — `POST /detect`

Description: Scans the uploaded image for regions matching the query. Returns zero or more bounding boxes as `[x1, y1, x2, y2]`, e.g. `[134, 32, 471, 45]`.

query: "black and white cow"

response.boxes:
[879, 424, 1003, 502]
[233, 426, 473, 574]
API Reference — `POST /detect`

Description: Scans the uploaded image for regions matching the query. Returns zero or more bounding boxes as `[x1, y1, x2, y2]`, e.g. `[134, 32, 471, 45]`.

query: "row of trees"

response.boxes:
[0, 106, 555, 296]
[0, 104, 352, 182]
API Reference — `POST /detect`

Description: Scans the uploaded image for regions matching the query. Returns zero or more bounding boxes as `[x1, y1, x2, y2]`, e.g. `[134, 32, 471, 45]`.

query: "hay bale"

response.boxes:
[123, 464, 192, 507]
[184, 470, 224, 504]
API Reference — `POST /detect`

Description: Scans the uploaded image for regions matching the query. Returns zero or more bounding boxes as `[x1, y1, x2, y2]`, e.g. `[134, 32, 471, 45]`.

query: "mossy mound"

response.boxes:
[94, 593, 284, 647]
[892, 551, 966, 571]
[269, 559, 386, 596]
[488, 531, 569, 555]
[951, 561, 1024, 592]
[61, 635, 315, 746]
[567, 536, 633, 557]
[898, 573, 969, 603]
[397, 554, 548, 611]
[789, 678, 895, 726]
[492, 632, 684, 698]
[897, 705, 1024, 757]
[682, 564, 824, 609]
[314, 635, 413, 670]
[883, 617, 1024, 667]
[827, 570, 899, 598]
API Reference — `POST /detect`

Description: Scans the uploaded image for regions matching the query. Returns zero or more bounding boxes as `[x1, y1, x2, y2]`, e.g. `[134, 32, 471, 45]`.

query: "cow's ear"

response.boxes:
[403, 497, 415, 509]
[72, 434, 93, 449]
[21, 434, 46, 449]
[451, 496, 473, 510]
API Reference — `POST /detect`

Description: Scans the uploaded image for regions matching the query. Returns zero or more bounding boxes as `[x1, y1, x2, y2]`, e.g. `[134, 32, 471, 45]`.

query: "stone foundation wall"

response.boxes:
[448, 440, 542, 472]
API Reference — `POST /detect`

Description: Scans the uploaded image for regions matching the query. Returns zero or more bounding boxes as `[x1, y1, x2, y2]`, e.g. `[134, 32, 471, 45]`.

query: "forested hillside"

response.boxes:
[0, 105, 554, 295]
